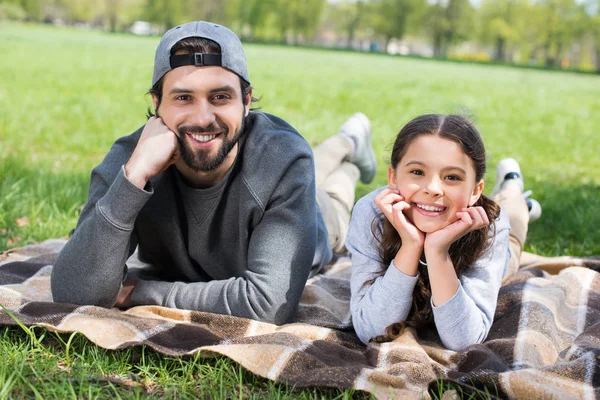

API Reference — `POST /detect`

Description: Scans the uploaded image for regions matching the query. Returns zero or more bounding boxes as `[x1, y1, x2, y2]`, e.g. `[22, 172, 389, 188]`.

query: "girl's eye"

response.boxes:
[409, 169, 424, 176]
[445, 174, 462, 181]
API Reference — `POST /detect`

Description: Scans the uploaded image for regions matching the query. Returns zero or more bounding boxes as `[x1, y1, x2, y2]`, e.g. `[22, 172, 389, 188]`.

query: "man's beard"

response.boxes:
[176, 117, 245, 173]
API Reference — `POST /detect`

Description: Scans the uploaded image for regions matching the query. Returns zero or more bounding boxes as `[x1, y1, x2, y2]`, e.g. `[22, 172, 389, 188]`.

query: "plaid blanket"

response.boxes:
[1, 240, 600, 399]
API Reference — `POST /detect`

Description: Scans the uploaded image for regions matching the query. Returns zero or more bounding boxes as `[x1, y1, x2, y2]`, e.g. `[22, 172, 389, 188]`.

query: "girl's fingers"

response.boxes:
[375, 191, 404, 215]
[456, 211, 473, 227]
[391, 201, 414, 229]
[463, 206, 489, 230]
[375, 189, 403, 204]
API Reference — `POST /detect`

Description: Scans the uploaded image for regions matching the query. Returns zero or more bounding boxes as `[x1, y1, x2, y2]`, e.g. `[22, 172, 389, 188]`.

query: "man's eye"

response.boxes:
[213, 94, 231, 101]
[175, 95, 191, 101]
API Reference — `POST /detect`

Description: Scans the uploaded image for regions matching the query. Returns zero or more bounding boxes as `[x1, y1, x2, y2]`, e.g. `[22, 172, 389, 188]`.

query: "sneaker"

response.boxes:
[491, 158, 542, 222]
[490, 158, 524, 197]
[339, 113, 377, 184]
[526, 198, 542, 222]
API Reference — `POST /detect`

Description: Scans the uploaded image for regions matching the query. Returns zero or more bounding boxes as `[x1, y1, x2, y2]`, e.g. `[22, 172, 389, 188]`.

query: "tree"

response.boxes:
[144, 0, 185, 31]
[325, 0, 369, 49]
[273, 0, 326, 43]
[371, 0, 423, 50]
[478, 0, 529, 62]
[524, 0, 587, 67]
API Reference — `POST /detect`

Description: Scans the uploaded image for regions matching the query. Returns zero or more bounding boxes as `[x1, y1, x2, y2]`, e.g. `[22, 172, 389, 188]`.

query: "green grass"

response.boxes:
[1, 21, 600, 398]
[0, 325, 369, 399]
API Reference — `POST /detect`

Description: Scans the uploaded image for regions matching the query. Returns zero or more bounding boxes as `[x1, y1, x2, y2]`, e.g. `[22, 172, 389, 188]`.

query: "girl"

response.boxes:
[347, 114, 512, 351]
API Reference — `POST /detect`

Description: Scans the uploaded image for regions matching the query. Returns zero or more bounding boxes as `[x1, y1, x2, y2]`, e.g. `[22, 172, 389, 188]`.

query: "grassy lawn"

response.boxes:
[1, 22, 600, 398]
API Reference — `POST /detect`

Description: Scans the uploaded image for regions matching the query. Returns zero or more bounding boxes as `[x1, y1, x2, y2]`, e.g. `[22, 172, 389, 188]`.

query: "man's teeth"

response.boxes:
[417, 204, 445, 212]
[192, 134, 217, 142]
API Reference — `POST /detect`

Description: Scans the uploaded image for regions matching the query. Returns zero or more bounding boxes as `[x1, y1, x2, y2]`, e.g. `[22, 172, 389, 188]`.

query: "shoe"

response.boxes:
[526, 198, 542, 222]
[339, 113, 377, 184]
[491, 158, 542, 222]
[490, 158, 523, 197]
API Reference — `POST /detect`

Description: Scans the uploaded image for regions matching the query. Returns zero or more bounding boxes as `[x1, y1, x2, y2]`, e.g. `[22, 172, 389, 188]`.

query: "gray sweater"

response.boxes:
[51, 112, 332, 325]
[346, 187, 510, 350]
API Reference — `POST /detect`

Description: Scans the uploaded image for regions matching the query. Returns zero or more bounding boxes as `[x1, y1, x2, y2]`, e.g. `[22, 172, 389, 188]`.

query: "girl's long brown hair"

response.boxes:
[368, 114, 500, 343]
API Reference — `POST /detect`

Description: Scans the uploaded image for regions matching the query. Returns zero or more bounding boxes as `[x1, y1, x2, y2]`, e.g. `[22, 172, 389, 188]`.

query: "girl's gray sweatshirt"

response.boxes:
[346, 187, 510, 350]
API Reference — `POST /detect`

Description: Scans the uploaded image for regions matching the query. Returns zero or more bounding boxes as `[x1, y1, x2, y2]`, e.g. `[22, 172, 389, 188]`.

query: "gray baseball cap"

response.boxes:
[152, 21, 250, 87]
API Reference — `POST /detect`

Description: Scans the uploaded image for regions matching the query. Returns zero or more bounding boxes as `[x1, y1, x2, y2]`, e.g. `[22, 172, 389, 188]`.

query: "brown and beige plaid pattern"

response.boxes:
[1, 239, 600, 399]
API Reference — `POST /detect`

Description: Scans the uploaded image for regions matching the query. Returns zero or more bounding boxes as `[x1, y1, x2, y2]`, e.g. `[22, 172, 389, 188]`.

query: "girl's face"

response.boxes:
[388, 135, 484, 233]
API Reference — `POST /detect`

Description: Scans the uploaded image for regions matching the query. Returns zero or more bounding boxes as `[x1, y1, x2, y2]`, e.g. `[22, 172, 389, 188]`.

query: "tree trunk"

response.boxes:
[433, 33, 442, 57]
[495, 36, 505, 62]
[347, 23, 356, 49]
[106, 0, 118, 32]
[555, 42, 563, 68]
[596, 47, 600, 73]
[544, 40, 553, 68]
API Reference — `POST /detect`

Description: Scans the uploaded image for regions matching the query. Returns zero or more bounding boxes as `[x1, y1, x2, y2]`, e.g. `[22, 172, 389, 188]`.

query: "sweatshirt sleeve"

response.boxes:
[431, 207, 511, 351]
[51, 157, 151, 307]
[347, 188, 419, 344]
[130, 152, 317, 325]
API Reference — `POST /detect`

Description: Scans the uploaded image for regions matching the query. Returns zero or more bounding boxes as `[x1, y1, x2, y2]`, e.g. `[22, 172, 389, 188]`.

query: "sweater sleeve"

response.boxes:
[347, 188, 419, 344]
[431, 207, 511, 351]
[51, 162, 152, 307]
[130, 153, 317, 325]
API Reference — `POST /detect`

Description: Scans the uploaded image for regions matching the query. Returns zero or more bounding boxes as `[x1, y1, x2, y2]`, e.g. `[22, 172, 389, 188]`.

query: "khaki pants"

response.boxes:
[493, 182, 529, 282]
[313, 135, 360, 253]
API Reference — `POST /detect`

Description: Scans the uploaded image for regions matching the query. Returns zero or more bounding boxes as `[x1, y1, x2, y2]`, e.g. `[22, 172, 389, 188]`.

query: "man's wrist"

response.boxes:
[124, 161, 150, 190]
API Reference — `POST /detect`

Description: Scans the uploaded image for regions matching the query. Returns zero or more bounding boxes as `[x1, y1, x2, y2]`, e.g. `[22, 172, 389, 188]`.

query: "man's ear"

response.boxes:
[151, 94, 159, 114]
[243, 88, 252, 117]
[469, 179, 485, 206]
[387, 166, 397, 189]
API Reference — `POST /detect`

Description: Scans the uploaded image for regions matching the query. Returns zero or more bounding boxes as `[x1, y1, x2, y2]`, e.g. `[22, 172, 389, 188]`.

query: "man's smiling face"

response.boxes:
[154, 64, 250, 174]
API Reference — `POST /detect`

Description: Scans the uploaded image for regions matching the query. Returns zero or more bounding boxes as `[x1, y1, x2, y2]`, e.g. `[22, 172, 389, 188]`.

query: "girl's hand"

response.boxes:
[424, 206, 489, 255]
[374, 188, 425, 249]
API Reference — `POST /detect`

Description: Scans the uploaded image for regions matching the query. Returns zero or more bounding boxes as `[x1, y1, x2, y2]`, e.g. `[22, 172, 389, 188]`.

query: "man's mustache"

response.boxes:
[178, 124, 227, 136]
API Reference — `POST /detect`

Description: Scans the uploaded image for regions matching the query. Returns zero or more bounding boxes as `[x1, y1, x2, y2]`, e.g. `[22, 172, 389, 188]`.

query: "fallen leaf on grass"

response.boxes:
[7, 237, 22, 247]
[16, 217, 30, 227]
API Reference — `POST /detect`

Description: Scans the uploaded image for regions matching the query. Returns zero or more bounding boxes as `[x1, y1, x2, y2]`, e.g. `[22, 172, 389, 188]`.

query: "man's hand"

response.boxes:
[424, 206, 489, 256]
[115, 277, 137, 309]
[125, 116, 180, 189]
[374, 188, 425, 250]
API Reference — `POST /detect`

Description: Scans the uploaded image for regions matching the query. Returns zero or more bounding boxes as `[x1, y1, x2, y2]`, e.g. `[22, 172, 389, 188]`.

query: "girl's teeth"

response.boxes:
[192, 134, 217, 143]
[417, 204, 445, 212]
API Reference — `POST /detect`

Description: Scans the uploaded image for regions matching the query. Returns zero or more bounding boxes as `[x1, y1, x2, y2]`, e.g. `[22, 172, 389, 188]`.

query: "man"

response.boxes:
[51, 21, 377, 324]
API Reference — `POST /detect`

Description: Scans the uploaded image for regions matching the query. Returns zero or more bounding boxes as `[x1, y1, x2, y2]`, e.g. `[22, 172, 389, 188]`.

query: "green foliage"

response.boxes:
[370, 0, 424, 46]
[0, 1, 26, 21]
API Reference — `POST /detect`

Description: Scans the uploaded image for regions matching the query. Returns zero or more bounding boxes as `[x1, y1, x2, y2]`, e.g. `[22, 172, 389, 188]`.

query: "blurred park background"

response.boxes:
[0, 4, 600, 397]
[1, 0, 600, 71]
